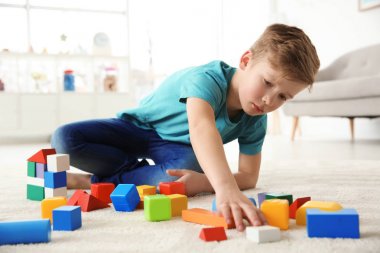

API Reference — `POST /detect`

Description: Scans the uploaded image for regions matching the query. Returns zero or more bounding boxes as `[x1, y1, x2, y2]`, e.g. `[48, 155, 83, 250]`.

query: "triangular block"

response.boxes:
[78, 194, 110, 212]
[28, 149, 56, 164]
[67, 190, 88, 206]
[199, 227, 227, 242]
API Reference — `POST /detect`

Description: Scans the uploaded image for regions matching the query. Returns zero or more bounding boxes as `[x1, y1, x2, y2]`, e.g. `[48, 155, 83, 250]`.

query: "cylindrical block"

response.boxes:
[0, 219, 51, 245]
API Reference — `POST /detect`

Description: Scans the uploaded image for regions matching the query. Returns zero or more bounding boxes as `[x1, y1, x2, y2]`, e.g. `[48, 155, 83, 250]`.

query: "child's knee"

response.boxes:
[50, 124, 77, 154]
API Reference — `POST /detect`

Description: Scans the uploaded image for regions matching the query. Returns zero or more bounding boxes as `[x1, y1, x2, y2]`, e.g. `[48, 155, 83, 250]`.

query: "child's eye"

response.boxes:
[279, 94, 287, 101]
[264, 79, 272, 87]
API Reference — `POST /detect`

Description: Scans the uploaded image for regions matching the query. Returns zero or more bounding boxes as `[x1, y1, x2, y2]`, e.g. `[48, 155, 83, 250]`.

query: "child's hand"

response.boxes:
[166, 169, 211, 196]
[216, 187, 267, 232]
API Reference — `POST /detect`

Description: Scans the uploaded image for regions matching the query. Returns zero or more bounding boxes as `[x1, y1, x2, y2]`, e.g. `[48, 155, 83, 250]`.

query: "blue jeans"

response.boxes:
[51, 118, 203, 186]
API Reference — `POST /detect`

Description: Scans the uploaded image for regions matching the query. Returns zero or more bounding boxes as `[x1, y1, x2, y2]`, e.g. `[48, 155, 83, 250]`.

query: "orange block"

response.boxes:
[289, 197, 311, 219]
[260, 199, 289, 230]
[78, 194, 110, 212]
[41, 196, 67, 223]
[168, 194, 188, 217]
[67, 190, 87, 206]
[159, 182, 186, 195]
[182, 208, 235, 229]
[91, 183, 115, 204]
[136, 185, 156, 209]
[296, 200, 342, 225]
[199, 227, 227, 242]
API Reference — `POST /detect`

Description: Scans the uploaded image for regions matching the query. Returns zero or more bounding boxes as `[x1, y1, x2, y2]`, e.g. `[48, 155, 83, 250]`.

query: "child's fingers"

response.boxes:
[231, 204, 245, 231]
[242, 204, 262, 227]
[166, 169, 184, 176]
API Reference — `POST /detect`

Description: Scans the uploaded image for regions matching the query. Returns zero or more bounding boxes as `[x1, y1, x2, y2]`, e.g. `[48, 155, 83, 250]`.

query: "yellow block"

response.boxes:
[168, 194, 188, 217]
[137, 185, 156, 196]
[296, 200, 342, 225]
[260, 199, 289, 230]
[41, 197, 67, 223]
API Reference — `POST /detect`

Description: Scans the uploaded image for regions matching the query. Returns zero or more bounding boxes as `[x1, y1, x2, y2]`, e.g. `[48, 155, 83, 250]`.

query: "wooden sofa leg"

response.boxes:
[291, 116, 299, 141]
[349, 117, 355, 141]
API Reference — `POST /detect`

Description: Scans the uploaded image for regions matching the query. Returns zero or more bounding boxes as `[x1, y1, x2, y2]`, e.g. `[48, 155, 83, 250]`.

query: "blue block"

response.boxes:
[53, 206, 82, 231]
[307, 208, 360, 239]
[110, 184, 140, 212]
[257, 192, 267, 208]
[212, 196, 256, 212]
[44, 171, 67, 188]
[0, 219, 51, 245]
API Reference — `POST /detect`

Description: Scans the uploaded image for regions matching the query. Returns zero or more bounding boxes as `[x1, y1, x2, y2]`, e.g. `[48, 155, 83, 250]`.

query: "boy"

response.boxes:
[51, 23, 320, 231]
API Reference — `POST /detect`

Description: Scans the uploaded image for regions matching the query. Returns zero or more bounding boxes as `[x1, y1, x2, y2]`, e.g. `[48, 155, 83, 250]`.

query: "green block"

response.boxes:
[27, 161, 36, 177]
[144, 194, 171, 221]
[265, 193, 293, 205]
[27, 184, 45, 201]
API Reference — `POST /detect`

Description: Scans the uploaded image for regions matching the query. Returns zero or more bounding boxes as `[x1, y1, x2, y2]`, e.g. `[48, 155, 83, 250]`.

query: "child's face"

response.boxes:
[238, 51, 307, 116]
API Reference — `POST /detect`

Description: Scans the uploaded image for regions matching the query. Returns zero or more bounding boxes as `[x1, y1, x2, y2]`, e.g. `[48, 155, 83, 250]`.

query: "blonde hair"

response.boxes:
[250, 23, 320, 86]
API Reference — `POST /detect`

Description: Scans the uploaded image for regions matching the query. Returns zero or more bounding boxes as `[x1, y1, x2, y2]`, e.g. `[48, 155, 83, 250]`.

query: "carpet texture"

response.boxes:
[1, 159, 380, 253]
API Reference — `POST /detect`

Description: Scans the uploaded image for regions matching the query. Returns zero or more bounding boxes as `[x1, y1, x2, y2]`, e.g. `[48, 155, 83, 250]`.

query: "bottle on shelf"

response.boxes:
[63, 70, 75, 91]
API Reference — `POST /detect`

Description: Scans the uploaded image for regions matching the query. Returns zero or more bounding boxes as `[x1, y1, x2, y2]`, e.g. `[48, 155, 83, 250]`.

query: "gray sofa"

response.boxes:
[282, 44, 380, 140]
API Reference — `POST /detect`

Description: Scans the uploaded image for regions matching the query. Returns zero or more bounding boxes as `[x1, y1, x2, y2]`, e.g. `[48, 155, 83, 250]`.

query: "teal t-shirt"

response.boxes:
[117, 60, 267, 155]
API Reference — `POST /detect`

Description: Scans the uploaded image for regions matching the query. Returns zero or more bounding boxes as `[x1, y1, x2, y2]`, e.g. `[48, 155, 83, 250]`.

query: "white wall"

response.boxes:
[272, 0, 380, 140]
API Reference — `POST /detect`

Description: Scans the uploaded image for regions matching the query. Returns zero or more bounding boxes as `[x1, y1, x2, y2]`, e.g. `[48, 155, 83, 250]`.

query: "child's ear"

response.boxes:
[239, 50, 252, 70]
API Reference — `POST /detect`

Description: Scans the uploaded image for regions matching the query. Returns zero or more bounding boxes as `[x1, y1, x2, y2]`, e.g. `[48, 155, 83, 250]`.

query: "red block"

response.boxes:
[289, 197, 311, 219]
[91, 183, 115, 204]
[199, 227, 227, 242]
[27, 148, 56, 164]
[159, 182, 186, 195]
[78, 194, 110, 212]
[67, 190, 88, 206]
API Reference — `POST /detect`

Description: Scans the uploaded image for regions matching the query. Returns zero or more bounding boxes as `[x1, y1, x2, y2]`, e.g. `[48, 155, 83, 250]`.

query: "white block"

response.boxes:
[246, 225, 281, 243]
[27, 176, 44, 187]
[44, 187, 67, 198]
[47, 154, 70, 172]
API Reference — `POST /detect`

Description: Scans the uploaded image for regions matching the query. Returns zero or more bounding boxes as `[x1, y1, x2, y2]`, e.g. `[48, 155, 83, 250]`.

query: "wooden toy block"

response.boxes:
[182, 208, 235, 229]
[137, 185, 156, 196]
[27, 184, 45, 201]
[260, 199, 289, 230]
[45, 187, 67, 198]
[246, 225, 281, 243]
[91, 183, 115, 204]
[27, 176, 44, 187]
[78, 193, 110, 212]
[137, 198, 144, 209]
[289, 197, 311, 219]
[159, 182, 186, 195]
[199, 227, 227, 242]
[306, 208, 360, 239]
[41, 197, 67, 223]
[212, 196, 256, 212]
[296, 200, 342, 225]
[110, 184, 140, 212]
[27, 161, 36, 177]
[0, 219, 51, 245]
[44, 171, 67, 188]
[47, 154, 70, 172]
[53, 206, 82, 231]
[67, 190, 87, 205]
[144, 194, 171, 221]
[36, 163, 47, 178]
[168, 194, 188, 216]
[257, 192, 267, 208]
[27, 148, 56, 164]
[265, 193, 293, 205]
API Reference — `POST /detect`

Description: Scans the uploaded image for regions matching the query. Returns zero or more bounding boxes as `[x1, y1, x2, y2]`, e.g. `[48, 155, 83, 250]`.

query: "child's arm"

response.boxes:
[185, 97, 266, 231]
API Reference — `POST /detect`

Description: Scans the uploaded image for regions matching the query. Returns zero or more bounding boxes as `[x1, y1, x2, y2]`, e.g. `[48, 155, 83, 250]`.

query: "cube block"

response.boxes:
[246, 225, 281, 243]
[110, 184, 140, 212]
[307, 208, 360, 239]
[27, 161, 36, 177]
[45, 187, 67, 198]
[265, 193, 293, 205]
[296, 200, 342, 225]
[44, 171, 67, 188]
[41, 197, 67, 223]
[199, 227, 227, 242]
[53, 206, 82, 231]
[144, 195, 171, 221]
[27, 184, 45, 201]
[91, 183, 115, 204]
[159, 182, 186, 195]
[257, 192, 267, 208]
[260, 199, 289, 230]
[36, 163, 47, 179]
[47, 154, 70, 172]
[168, 194, 188, 216]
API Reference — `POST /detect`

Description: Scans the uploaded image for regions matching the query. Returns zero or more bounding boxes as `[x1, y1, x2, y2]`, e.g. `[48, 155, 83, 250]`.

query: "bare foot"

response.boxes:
[67, 172, 91, 189]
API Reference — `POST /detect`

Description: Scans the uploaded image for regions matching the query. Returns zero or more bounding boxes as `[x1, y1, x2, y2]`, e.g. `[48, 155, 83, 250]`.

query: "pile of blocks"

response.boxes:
[27, 148, 69, 201]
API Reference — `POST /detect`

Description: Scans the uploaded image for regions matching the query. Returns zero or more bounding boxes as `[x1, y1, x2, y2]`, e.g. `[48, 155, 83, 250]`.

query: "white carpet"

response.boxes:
[1, 155, 380, 252]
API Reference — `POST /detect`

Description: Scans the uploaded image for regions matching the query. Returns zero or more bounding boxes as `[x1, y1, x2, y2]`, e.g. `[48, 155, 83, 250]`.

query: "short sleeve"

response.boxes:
[179, 73, 224, 112]
[238, 115, 267, 155]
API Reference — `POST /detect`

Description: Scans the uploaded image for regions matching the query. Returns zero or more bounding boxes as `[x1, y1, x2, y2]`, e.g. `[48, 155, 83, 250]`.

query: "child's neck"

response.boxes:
[227, 71, 243, 119]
